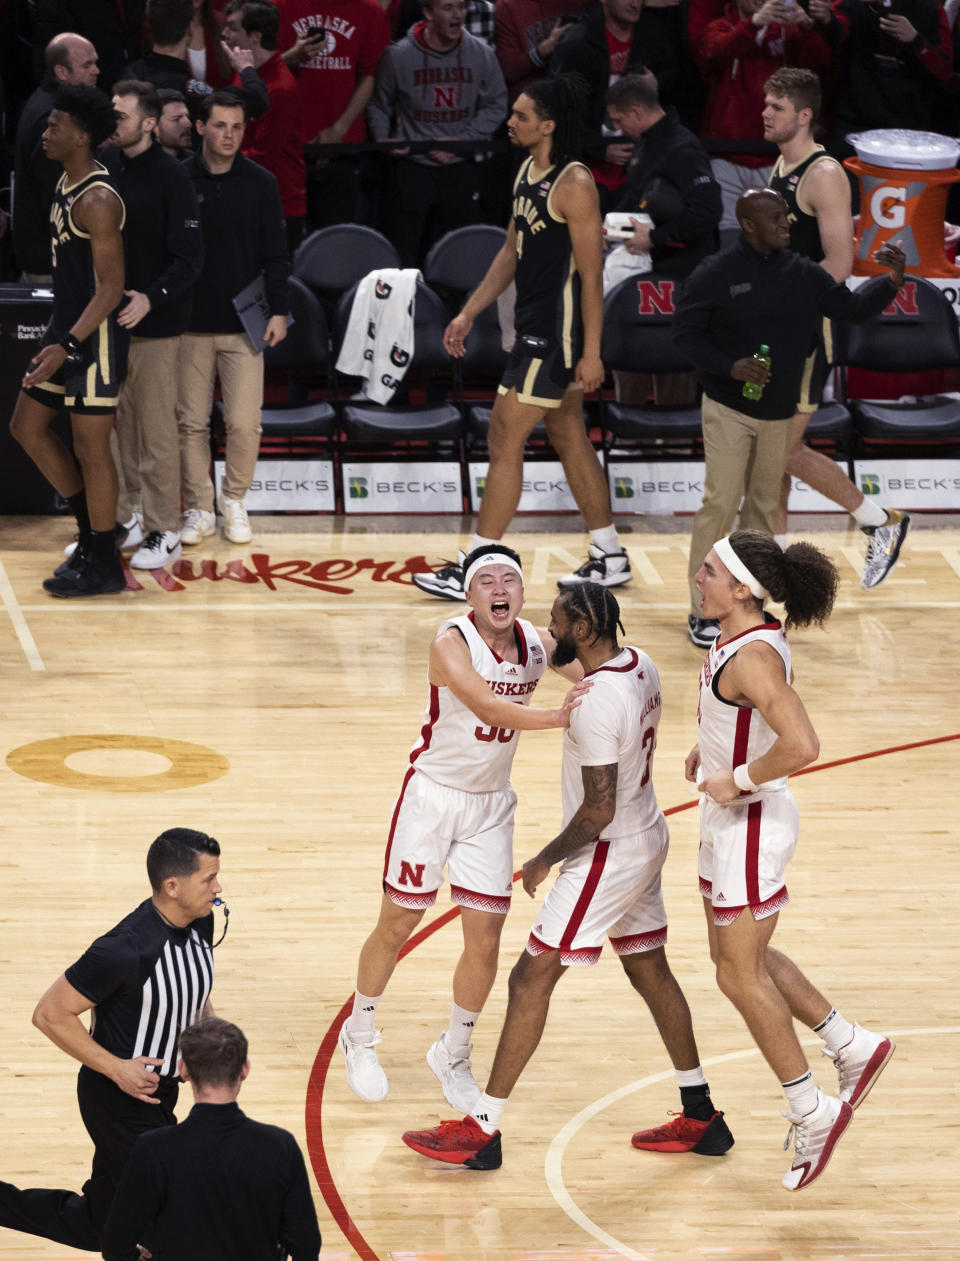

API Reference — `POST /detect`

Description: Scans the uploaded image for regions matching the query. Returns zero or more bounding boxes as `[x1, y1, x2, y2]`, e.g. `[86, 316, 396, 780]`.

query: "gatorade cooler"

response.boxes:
[844, 129, 960, 277]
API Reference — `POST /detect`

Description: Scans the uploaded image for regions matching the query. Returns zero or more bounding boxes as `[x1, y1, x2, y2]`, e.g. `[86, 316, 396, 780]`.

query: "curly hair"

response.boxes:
[524, 73, 589, 166]
[558, 580, 624, 646]
[727, 530, 839, 630]
[52, 84, 118, 148]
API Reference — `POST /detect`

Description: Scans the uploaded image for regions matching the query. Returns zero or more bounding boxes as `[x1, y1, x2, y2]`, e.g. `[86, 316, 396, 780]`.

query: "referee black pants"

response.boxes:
[0, 1066, 178, 1251]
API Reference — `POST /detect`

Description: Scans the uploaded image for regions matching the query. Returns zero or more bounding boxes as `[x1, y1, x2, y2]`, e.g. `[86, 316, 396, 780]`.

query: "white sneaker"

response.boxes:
[860, 510, 909, 589]
[427, 1032, 481, 1112]
[781, 1089, 853, 1191]
[63, 514, 143, 559]
[823, 1024, 895, 1110]
[129, 530, 182, 570]
[338, 1025, 388, 1102]
[180, 508, 216, 545]
[218, 495, 252, 544]
[411, 550, 467, 600]
[557, 543, 632, 589]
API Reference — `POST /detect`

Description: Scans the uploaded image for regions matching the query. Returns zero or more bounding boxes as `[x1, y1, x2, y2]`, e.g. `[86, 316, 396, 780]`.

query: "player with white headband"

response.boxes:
[339, 544, 589, 1113]
[688, 529, 895, 1192]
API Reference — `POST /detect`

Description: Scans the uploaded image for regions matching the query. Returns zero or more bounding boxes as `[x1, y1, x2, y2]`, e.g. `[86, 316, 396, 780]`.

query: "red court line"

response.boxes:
[304, 730, 959, 1259]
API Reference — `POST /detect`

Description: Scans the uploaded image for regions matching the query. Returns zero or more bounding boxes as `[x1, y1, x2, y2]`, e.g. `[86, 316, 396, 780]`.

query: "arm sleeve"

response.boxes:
[65, 930, 139, 1006]
[569, 690, 622, 767]
[278, 1137, 323, 1261]
[101, 1137, 162, 1261]
[672, 268, 737, 377]
[144, 168, 204, 311]
[259, 172, 291, 315]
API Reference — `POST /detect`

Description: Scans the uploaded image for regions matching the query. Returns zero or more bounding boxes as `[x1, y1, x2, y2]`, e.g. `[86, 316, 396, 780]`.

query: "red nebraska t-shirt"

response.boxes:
[277, 0, 390, 141]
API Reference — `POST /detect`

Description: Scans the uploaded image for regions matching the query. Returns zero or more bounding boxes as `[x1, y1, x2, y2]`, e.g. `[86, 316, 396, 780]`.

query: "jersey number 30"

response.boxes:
[474, 724, 517, 744]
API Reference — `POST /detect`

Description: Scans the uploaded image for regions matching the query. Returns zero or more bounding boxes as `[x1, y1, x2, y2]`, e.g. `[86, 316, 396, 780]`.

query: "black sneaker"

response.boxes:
[43, 551, 126, 598]
[688, 615, 720, 649]
[557, 544, 632, 589]
[411, 550, 467, 600]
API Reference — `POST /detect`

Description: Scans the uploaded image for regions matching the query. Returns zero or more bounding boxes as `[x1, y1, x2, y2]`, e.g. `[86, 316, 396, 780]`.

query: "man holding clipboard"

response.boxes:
[178, 90, 289, 546]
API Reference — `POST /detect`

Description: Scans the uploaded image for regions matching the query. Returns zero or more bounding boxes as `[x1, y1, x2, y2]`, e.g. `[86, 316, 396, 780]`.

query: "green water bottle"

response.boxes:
[742, 344, 771, 401]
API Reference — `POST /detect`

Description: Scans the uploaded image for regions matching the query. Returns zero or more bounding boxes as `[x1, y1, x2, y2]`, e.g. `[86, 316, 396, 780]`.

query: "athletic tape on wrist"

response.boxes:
[733, 763, 759, 793]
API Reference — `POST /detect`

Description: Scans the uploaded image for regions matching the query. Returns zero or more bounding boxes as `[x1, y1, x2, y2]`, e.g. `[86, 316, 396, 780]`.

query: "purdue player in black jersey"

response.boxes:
[413, 75, 632, 601]
[9, 84, 127, 598]
[764, 68, 909, 589]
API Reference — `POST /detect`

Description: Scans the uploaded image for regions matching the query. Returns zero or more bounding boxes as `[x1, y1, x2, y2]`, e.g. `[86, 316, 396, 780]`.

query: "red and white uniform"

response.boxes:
[529, 647, 671, 966]
[383, 613, 547, 912]
[697, 618, 797, 926]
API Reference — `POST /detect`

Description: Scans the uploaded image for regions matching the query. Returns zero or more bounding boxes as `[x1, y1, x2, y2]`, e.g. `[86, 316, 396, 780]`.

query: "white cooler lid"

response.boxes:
[846, 129, 960, 170]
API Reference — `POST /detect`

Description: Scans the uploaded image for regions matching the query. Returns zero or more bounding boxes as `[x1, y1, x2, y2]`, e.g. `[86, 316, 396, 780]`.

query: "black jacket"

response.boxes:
[99, 142, 203, 339]
[183, 151, 290, 334]
[122, 52, 269, 121]
[101, 1101, 321, 1261]
[549, 3, 676, 165]
[614, 107, 720, 278]
[674, 238, 901, 419]
[12, 81, 59, 275]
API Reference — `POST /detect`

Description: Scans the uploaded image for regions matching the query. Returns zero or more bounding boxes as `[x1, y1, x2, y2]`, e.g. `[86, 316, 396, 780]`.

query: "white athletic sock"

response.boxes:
[589, 524, 621, 554]
[471, 1091, 506, 1135]
[676, 1066, 707, 1088]
[469, 533, 499, 553]
[814, 1007, 856, 1055]
[782, 1070, 819, 1118]
[446, 1003, 480, 1055]
[347, 991, 381, 1037]
[852, 499, 888, 529]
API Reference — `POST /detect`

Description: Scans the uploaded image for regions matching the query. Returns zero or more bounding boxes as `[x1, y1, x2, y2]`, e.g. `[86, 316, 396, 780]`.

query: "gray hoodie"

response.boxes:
[367, 22, 507, 166]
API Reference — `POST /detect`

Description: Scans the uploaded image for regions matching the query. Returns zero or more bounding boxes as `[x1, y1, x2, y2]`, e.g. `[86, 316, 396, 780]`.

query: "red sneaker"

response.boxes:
[402, 1116, 502, 1169]
[631, 1110, 734, 1155]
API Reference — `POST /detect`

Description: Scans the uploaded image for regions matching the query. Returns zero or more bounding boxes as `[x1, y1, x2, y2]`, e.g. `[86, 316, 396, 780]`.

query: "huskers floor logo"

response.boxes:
[123, 553, 434, 596]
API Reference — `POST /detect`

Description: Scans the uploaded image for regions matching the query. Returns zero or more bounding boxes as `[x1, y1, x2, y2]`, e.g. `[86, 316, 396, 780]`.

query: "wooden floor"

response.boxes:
[1, 512, 958, 1261]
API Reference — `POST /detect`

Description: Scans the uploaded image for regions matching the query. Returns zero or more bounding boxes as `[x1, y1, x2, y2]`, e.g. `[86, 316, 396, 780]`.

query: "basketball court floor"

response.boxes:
[1, 511, 958, 1261]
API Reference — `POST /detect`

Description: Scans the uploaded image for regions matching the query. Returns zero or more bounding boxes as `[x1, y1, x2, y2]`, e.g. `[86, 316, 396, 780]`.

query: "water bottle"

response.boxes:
[742, 344, 771, 401]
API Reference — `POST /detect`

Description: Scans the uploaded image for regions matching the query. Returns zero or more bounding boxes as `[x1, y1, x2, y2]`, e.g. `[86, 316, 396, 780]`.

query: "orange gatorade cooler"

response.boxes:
[844, 130, 960, 277]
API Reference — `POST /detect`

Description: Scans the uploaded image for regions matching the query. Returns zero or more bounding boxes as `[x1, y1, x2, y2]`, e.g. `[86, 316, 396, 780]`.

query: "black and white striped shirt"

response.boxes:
[66, 899, 214, 1079]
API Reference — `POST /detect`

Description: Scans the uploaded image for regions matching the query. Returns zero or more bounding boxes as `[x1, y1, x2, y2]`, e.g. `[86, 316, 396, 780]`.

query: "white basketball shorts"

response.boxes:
[382, 767, 516, 913]
[698, 788, 798, 926]
[526, 813, 670, 966]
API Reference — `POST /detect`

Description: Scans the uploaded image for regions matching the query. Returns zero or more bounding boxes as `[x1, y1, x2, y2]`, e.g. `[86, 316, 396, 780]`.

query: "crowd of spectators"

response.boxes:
[3, 0, 960, 279]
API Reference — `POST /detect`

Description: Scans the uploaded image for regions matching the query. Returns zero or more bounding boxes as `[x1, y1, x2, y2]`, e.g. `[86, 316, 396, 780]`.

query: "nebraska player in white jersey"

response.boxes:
[688, 531, 895, 1192]
[339, 545, 586, 1112]
[403, 582, 733, 1171]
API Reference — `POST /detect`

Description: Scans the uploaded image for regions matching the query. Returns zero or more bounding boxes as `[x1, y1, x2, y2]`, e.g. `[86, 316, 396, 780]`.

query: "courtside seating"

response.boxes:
[837, 275, 960, 452]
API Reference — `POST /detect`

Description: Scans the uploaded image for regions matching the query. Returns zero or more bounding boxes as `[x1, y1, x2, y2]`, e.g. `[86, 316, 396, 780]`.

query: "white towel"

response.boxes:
[335, 267, 420, 404]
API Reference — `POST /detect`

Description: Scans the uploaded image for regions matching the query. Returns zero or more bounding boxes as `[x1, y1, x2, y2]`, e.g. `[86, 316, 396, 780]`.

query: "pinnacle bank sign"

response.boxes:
[341, 461, 463, 513]
[213, 459, 334, 511]
[606, 460, 857, 514]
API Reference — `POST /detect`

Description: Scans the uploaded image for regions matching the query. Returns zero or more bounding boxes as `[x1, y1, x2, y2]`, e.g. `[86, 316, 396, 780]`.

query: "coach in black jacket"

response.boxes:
[675, 188, 905, 647]
[101, 79, 203, 569]
[608, 73, 719, 278]
[102, 1019, 321, 1261]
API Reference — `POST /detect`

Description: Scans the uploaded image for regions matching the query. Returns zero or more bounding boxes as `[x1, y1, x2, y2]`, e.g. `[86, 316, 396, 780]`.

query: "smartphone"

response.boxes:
[305, 24, 325, 39]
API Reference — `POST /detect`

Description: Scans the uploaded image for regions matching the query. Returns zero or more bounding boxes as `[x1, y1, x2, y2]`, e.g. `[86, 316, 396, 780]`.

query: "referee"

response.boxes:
[0, 827, 221, 1252]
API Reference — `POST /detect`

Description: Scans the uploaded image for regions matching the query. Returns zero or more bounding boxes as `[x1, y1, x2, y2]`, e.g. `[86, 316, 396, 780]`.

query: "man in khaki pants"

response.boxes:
[673, 188, 906, 649]
[177, 90, 288, 545]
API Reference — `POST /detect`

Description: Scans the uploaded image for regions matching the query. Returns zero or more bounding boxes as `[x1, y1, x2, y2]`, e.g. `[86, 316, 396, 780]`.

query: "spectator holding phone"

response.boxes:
[277, 0, 390, 229]
[493, 0, 593, 102]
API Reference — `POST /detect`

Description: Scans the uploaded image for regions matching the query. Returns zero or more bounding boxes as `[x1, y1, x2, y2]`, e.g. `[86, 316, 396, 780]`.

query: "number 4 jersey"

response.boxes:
[409, 613, 548, 793]
[562, 647, 663, 839]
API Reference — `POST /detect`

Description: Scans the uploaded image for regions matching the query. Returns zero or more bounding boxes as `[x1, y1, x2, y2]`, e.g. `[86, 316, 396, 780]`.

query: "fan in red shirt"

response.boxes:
[277, 0, 390, 228]
[225, 1, 307, 251]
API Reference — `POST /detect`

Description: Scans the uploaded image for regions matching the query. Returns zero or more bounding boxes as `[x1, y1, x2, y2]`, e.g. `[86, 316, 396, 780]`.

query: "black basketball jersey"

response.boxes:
[49, 162, 125, 335]
[511, 156, 587, 368]
[770, 148, 839, 264]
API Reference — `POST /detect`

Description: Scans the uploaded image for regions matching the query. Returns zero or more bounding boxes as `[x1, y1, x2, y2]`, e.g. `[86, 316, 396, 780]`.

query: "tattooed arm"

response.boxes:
[522, 763, 618, 897]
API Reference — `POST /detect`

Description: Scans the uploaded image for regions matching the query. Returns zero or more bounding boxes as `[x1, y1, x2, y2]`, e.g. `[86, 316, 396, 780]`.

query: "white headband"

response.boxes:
[464, 552, 523, 591]
[713, 536, 769, 600]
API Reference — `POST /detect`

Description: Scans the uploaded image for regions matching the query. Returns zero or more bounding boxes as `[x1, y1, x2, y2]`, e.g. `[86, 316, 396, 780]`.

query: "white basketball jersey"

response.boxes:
[561, 646, 663, 839]
[697, 619, 791, 799]
[409, 614, 548, 793]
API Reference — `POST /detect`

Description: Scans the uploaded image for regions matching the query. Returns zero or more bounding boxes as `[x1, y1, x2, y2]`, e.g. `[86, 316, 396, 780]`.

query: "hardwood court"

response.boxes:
[0, 514, 958, 1261]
